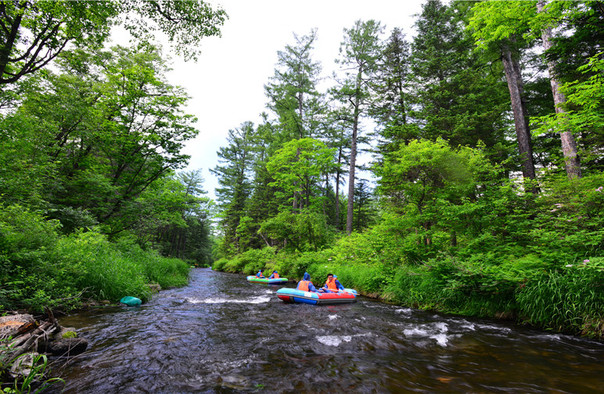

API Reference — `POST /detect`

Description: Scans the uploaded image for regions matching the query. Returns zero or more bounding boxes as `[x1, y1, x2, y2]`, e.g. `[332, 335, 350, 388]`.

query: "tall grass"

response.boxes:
[56, 232, 190, 303]
[516, 263, 604, 336]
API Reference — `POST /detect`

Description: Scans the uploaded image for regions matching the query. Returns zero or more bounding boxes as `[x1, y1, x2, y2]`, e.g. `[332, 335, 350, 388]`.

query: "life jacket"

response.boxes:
[272, 273, 279, 279]
[297, 280, 310, 291]
[325, 278, 339, 292]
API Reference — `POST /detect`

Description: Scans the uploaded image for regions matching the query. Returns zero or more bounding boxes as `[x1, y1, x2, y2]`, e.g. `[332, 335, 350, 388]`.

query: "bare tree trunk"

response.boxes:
[335, 142, 344, 230]
[500, 43, 537, 185]
[346, 97, 360, 235]
[537, 0, 581, 179]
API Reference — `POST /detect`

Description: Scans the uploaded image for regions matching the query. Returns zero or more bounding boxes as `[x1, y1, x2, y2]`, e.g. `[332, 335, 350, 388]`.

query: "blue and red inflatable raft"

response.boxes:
[276, 288, 357, 305]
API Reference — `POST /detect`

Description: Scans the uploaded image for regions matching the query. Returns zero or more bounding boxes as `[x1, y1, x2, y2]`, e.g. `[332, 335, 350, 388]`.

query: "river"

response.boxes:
[50, 268, 604, 393]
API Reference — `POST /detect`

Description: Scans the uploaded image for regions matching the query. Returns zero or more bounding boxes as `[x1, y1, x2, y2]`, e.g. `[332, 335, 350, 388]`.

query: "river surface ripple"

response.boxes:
[51, 268, 604, 393]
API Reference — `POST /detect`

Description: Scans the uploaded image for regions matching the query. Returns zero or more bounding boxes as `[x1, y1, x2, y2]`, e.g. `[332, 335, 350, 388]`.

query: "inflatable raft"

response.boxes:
[276, 288, 357, 305]
[246, 276, 288, 285]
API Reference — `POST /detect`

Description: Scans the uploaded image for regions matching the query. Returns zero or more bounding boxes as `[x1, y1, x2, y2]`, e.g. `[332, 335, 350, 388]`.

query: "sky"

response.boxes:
[142, 0, 427, 199]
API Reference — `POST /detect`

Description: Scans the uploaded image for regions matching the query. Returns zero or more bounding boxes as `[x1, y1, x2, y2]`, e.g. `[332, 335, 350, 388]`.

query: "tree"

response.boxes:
[375, 138, 487, 247]
[264, 29, 324, 141]
[468, 0, 586, 180]
[333, 19, 383, 234]
[468, 1, 540, 184]
[265, 138, 337, 213]
[352, 179, 376, 232]
[0, 0, 226, 85]
[410, 0, 510, 155]
[536, 0, 581, 178]
[535, 53, 604, 171]
[321, 107, 350, 230]
[211, 122, 256, 255]
[132, 171, 212, 263]
[371, 27, 415, 157]
[244, 117, 283, 244]
[7, 45, 198, 234]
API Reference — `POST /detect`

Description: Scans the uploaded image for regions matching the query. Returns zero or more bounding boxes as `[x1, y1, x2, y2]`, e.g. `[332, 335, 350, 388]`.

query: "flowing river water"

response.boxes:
[51, 268, 604, 393]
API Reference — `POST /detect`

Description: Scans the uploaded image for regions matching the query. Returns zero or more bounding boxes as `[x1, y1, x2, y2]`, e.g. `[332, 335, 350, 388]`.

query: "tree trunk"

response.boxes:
[346, 96, 360, 235]
[335, 160, 341, 229]
[500, 43, 537, 186]
[537, 0, 581, 179]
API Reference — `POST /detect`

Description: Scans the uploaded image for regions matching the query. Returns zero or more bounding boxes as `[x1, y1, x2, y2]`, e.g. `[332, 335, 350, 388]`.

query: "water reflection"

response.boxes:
[50, 269, 604, 393]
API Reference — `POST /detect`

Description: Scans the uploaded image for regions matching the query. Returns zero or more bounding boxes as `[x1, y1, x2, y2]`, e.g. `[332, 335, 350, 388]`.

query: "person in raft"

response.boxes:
[297, 272, 319, 292]
[269, 270, 280, 279]
[256, 270, 265, 278]
[322, 273, 345, 293]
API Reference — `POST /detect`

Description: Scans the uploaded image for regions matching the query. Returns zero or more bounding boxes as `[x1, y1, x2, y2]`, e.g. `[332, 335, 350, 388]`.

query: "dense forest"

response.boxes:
[211, 0, 604, 338]
[1, 0, 603, 340]
[0, 0, 225, 311]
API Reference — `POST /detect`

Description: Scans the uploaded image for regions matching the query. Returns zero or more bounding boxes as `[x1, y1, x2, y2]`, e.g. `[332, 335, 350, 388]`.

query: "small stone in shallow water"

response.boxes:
[44, 338, 89, 357]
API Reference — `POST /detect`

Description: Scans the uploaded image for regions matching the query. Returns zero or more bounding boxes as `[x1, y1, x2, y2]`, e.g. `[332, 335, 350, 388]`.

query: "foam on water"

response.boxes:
[534, 334, 562, 341]
[476, 323, 512, 334]
[186, 296, 271, 304]
[316, 335, 352, 346]
[316, 333, 371, 347]
[395, 308, 413, 314]
[403, 322, 450, 347]
[430, 333, 449, 347]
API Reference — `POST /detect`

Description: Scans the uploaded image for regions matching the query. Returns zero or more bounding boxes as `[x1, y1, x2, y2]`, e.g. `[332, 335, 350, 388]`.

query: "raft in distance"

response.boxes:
[246, 276, 288, 285]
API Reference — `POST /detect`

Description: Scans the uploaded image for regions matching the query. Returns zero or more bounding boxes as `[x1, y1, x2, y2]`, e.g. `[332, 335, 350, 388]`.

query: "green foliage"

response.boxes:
[258, 209, 335, 252]
[61, 331, 77, 339]
[516, 262, 604, 336]
[202, 0, 604, 341]
[411, 0, 510, 152]
[0, 204, 190, 311]
[2, 44, 200, 237]
[533, 52, 604, 169]
[0, 0, 219, 317]
[215, 247, 277, 275]
[0, 0, 226, 84]
[266, 138, 338, 211]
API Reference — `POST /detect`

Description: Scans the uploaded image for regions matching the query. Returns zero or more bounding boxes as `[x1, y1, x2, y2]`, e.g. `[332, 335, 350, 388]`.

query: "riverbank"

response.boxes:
[213, 246, 604, 340]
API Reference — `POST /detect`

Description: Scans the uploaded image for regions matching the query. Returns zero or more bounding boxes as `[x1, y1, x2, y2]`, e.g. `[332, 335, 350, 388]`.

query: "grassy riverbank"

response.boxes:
[0, 205, 190, 313]
[215, 246, 604, 339]
[213, 175, 604, 339]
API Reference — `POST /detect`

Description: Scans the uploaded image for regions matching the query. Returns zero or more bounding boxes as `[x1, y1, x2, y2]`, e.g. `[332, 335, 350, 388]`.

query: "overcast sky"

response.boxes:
[146, 0, 427, 198]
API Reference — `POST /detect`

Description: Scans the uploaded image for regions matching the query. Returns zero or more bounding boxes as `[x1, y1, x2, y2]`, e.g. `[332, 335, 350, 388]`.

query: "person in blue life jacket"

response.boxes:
[269, 270, 280, 279]
[322, 273, 345, 293]
[297, 272, 318, 292]
[256, 270, 265, 278]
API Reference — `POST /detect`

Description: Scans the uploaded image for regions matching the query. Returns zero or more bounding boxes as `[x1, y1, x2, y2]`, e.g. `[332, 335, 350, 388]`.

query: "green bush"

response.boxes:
[215, 247, 277, 275]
